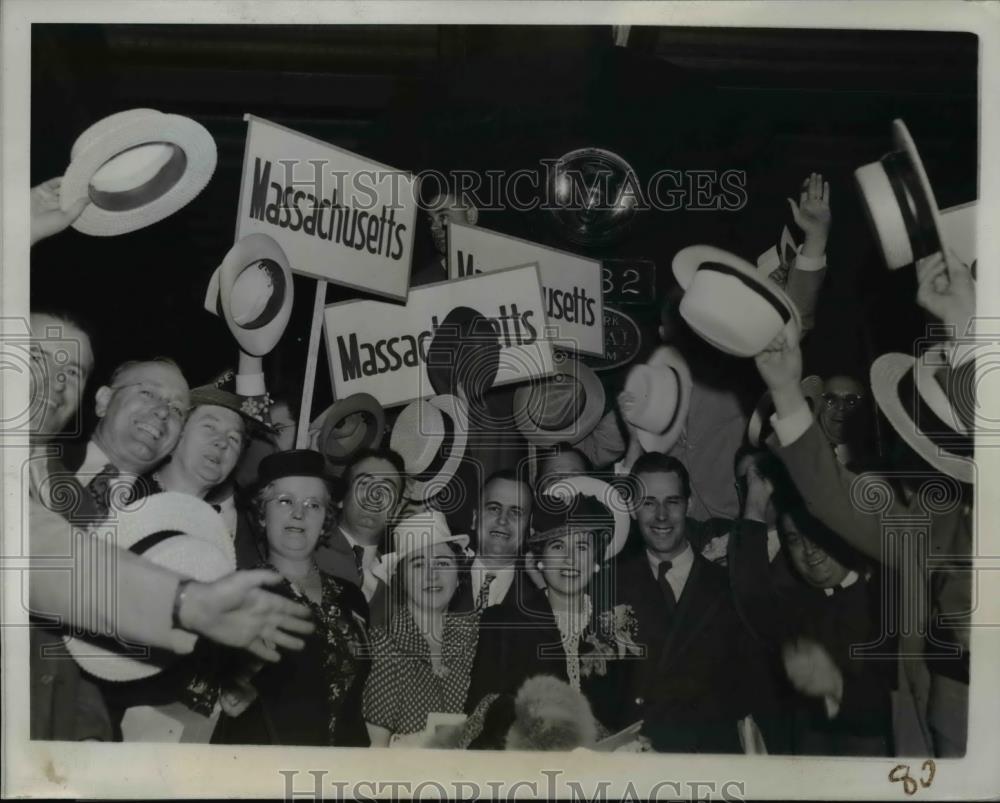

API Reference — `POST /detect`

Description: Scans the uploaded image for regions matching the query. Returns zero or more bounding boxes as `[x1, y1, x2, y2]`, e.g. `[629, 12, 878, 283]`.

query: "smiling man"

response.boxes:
[459, 469, 533, 611]
[45, 357, 190, 519]
[614, 451, 776, 753]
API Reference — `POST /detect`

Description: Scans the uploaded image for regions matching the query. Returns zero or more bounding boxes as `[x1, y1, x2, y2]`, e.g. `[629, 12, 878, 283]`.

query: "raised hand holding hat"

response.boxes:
[915, 251, 975, 336]
[30, 177, 88, 245]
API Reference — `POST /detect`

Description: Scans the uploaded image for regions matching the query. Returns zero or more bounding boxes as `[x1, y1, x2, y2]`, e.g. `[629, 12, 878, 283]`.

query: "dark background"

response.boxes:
[30, 24, 979, 431]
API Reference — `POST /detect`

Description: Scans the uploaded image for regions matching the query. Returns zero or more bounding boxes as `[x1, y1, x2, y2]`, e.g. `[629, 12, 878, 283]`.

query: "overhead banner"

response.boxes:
[235, 114, 416, 300]
[324, 263, 555, 408]
[447, 222, 605, 357]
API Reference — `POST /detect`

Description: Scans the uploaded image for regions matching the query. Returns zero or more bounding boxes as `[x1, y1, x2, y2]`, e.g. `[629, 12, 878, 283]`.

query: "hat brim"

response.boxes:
[373, 533, 471, 583]
[391, 395, 471, 501]
[536, 475, 629, 561]
[65, 493, 236, 682]
[62, 109, 218, 237]
[870, 353, 974, 484]
[747, 374, 824, 448]
[892, 120, 947, 262]
[219, 233, 295, 357]
[632, 346, 692, 453]
[672, 245, 802, 358]
[189, 388, 276, 435]
[315, 393, 386, 465]
[512, 355, 606, 446]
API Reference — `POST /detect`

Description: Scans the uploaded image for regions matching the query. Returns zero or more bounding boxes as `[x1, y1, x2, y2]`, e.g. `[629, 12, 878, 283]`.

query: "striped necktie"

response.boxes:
[476, 572, 496, 610]
[352, 544, 365, 578]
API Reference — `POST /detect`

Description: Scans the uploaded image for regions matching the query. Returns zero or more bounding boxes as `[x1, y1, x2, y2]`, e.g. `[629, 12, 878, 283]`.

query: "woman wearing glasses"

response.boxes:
[213, 449, 371, 746]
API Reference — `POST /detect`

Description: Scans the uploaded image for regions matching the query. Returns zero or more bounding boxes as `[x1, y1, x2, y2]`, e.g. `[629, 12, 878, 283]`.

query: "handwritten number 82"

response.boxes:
[889, 760, 936, 796]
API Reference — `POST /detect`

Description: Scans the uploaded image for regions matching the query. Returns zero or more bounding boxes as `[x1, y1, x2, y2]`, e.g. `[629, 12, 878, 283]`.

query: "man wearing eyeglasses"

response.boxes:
[52, 357, 191, 519]
[815, 375, 870, 469]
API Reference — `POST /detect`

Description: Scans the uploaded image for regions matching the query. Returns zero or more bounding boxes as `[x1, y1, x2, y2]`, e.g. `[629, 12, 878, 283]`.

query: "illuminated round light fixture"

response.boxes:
[546, 147, 640, 247]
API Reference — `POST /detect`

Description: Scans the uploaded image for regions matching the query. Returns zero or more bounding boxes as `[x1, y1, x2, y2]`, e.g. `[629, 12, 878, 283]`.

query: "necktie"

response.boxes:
[87, 463, 120, 518]
[352, 544, 365, 577]
[657, 560, 677, 617]
[476, 572, 496, 610]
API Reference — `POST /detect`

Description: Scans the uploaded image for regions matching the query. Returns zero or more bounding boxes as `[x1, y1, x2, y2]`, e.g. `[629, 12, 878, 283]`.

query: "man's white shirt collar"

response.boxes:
[647, 542, 695, 599]
[824, 569, 860, 597]
[76, 440, 136, 490]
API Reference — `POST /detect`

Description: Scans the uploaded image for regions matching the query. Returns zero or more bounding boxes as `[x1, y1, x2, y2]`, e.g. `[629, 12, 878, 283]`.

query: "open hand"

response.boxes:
[782, 638, 843, 701]
[177, 569, 315, 663]
[788, 173, 831, 247]
[31, 177, 88, 245]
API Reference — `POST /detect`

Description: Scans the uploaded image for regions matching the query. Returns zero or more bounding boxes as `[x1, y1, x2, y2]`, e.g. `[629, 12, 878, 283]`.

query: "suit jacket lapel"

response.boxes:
[657, 555, 724, 673]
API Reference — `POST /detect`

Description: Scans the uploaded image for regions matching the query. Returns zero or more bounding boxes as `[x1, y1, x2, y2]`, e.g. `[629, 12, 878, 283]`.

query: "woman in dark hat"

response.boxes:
[212, 449, 371, 747]
[465, 492, 640, 735]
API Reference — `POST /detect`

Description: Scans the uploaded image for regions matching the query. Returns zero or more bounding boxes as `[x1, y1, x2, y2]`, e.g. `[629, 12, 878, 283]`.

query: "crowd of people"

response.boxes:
[24, 144, 975, 758]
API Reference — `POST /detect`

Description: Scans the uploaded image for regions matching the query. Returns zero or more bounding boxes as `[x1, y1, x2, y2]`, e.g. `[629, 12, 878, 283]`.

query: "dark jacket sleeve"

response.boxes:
[727, 518, 796, 645]
[769, 423, 904, 566]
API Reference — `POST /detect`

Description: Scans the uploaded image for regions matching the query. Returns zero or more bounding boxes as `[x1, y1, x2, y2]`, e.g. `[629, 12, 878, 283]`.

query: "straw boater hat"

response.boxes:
[747, 374, 825, 448]
[855, 119, 946, 270]
[621, 345, 692, 453]
[372, 509, 471, 583]
[870, 350, 974, 484]
[61, 108, 217, 237]
[390, 394, 470, 501]
[513, 353, 606, 446]
[312, 393, 387, 467]
[64, 493, 236, 683]
[672, 244, 802, 358]
[531, 476, 629, 562]
[205, 233, 295, 357]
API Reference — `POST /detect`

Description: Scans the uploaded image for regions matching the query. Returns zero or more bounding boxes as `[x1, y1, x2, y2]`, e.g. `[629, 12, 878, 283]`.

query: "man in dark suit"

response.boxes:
[614, 452, 775, 753]
[313, 447, 406, 602]
[728, 461, 894, 756]
[452, 468, 534, 613]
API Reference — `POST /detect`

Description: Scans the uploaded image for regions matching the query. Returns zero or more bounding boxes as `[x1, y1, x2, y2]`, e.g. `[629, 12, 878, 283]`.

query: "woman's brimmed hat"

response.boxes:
[188, 369, 275, 434]
[257, 449, 328, 485]
[372, 509, 470, 583]
[530, 476, 629, 561]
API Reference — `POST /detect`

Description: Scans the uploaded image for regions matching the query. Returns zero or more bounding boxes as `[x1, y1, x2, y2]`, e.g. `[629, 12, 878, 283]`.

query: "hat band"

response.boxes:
[897, 368, 973, 458]
[696, 262, 791, 324]
[235, 258, 288, 330]
[129, 529, 184, 556]
[412, 411, 456, 482]
[882, 151, 941, 262]
[89, 144, 188, 212]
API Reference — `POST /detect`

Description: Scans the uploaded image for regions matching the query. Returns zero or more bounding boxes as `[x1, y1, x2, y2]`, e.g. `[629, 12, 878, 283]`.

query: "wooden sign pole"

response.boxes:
[295, 279, 329, 449]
